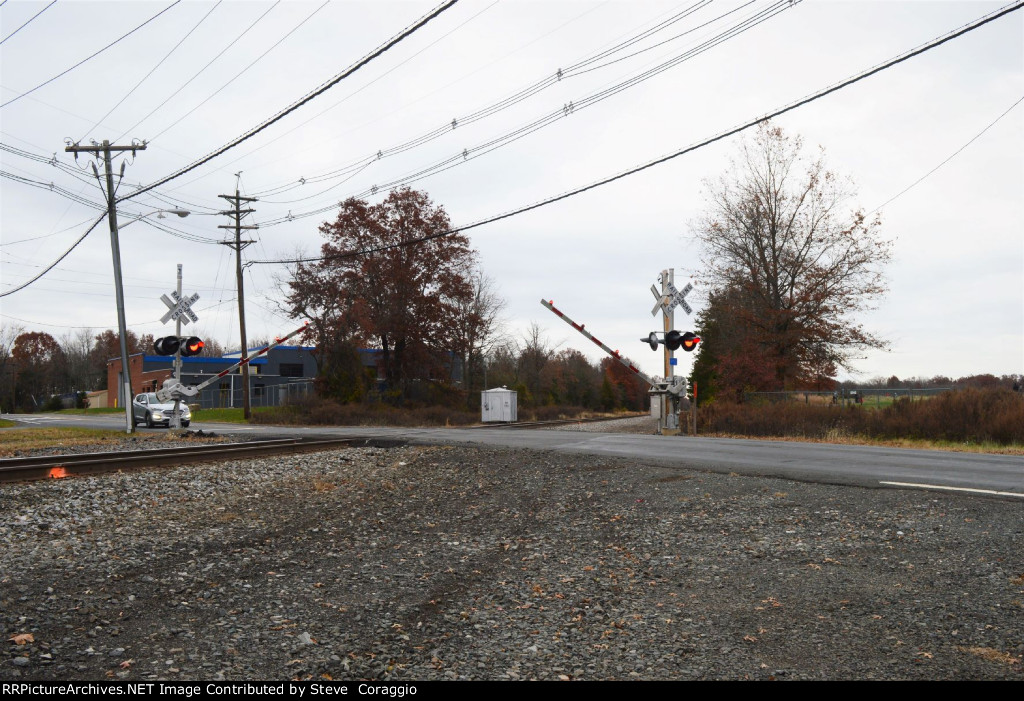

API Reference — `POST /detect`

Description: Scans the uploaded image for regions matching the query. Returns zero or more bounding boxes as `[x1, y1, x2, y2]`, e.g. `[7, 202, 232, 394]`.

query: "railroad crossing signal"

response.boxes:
[154, 336, 205, 357]
[641, 330, 701, 352]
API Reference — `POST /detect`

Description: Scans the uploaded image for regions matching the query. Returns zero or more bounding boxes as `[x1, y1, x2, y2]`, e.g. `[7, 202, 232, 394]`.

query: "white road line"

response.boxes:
[880, 481, 1024, 498]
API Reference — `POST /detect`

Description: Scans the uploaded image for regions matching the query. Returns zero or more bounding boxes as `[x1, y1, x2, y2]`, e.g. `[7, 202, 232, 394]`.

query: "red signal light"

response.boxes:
[181, 337, 205, 356]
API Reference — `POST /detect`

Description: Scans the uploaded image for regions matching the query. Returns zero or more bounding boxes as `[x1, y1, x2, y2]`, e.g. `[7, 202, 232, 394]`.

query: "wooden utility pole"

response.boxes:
[65, 139, 146, 434]
[218, 190, 257, 419]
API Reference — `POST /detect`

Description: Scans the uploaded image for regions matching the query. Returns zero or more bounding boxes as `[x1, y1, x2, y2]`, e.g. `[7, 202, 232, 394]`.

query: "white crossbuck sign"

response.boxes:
[650, 281, 693, 317]
[160, 291, 200, 325]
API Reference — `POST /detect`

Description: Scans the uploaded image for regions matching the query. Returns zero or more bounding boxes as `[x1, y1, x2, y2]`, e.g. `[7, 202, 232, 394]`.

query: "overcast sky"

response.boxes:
[2, 0, 1021, 385]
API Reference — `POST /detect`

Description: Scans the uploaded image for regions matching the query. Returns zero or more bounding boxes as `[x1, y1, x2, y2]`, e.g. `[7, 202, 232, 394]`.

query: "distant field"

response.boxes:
[700, 388, 1023, 448]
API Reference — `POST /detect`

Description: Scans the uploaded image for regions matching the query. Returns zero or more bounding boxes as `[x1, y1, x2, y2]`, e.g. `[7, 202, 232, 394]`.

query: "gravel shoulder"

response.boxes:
[2, 437, 1022, 681]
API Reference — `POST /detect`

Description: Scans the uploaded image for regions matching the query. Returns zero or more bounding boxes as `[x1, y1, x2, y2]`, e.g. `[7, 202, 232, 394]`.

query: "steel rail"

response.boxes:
[0, 437, 353, 483]
[467, 414, 647, 430]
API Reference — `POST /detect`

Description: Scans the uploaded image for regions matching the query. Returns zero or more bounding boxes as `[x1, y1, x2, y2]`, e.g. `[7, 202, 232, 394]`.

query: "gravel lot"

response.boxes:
[2, 436, 1022, 681]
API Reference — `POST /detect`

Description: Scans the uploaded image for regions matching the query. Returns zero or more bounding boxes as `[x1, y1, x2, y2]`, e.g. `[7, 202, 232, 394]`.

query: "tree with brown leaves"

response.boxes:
[692, 123, 891, 395]
[287, 188, 477, 401]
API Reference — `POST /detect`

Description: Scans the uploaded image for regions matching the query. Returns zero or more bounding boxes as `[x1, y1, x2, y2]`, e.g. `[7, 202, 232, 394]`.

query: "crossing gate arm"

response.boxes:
[157, 321, 312, 402]
[540, 299, 657, 388]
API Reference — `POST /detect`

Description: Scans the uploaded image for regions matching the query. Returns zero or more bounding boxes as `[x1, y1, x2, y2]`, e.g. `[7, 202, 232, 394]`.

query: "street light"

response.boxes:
[110, 208, 191, 434]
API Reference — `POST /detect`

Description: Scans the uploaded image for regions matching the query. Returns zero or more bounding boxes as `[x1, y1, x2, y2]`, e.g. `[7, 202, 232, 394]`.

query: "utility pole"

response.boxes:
[65, 139, 146, 434]
[218, 189, 257, 419]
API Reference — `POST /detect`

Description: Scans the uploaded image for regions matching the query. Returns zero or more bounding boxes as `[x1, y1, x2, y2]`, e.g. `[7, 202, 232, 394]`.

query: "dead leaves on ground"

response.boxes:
[959, 646, 1021, 666]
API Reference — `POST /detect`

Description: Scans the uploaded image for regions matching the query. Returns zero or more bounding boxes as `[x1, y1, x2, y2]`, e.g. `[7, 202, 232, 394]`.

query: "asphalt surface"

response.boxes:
[3, 413, 1022, 498]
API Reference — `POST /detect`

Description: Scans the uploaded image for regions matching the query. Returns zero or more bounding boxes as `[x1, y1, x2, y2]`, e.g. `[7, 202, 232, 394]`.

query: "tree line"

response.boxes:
[0, 327, 146, 412]
[0, 327, 228, 413]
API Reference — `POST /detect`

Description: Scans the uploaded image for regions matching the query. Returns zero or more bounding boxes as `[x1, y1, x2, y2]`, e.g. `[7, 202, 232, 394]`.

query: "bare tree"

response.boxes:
[451, 268, 508, 402]
[59, 328, 98, 392]
[692, 123, 891, 392]
[0, 324, 24, 412]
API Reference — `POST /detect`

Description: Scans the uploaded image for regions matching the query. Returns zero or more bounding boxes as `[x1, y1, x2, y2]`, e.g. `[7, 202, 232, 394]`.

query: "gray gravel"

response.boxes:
[2, 438, 1022, 681]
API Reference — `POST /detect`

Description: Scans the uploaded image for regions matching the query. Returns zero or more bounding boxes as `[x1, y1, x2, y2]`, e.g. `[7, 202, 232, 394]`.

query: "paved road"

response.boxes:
[3, 412, 1022, 497]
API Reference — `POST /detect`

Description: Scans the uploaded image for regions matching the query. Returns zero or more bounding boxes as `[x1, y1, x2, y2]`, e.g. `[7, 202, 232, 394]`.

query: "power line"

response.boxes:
[0, 214, 106, 297]
[115, 0, 460, 205]
[78, 1, 223, 142]
[251, 0, 1024, 266]
[114, 1, 281, 143]
[251, 0, 734, 200]
[258, 0, 796, 224]
[0, 214, 96, 247]
[0, 1, 182, 109]
[195, 0, 501, 197]
[869, 93, 1024, 215]
[0, 169, 107, 211]
[0, 0, 57, 46]
[145, 1, 328, 144]
[0, 144, 220, 236]
[225, 0, 610, 200]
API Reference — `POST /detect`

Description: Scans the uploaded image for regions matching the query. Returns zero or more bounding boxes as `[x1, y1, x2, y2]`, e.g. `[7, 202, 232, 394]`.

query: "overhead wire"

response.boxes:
[0, 214, 106, 297]
[144, 1, 329, 144]
[78, 1, 223, 142]
[114, 0, 460, 206]
[0, 165, 222, 244]
[195, 0, 502, 195]
[0, 1, 182, 109]
[1, 138, 236, 252]
[249, 0, 1024, 266]
[0, 0, 57, 46]
[868, 93, 1024, 215]
[114, 1, 281, 142]
[250, 0, 722, 199]
[258, 0, 795, 225]
[1, 141, 227, 215]
[0, 169, 108, 211]
[221, 0, 613, 201]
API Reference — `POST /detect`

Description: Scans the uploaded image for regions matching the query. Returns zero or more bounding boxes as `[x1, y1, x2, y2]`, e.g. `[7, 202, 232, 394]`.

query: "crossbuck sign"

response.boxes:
[650, 281, 693, 317]
[160, 290, 200, 325]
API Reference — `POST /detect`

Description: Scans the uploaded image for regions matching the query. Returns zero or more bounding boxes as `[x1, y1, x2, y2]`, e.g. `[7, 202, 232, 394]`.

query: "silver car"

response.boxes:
[132, 392, 191, 428]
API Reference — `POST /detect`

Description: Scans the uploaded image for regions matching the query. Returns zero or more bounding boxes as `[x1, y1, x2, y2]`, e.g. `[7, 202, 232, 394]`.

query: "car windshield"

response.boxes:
[145, 393, 160, 403]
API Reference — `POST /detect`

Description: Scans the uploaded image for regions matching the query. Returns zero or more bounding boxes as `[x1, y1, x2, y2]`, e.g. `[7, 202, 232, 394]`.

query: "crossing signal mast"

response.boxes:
[540, 298, 694, 435]
[642, 268, 700, 434]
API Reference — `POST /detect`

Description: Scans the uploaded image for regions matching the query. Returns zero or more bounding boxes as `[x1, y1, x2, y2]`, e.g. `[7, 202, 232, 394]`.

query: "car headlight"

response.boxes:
[151, 412, 164, 420]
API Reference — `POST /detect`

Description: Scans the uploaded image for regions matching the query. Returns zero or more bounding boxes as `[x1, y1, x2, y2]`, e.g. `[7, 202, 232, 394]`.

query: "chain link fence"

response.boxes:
[743, 387, 955, 407]
[196, 381, 314, 410]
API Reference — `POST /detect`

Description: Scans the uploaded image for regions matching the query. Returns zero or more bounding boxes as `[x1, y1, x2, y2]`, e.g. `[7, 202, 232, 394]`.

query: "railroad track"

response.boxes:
[0, 437, 353, 483]
[468, 414, 647, 429]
